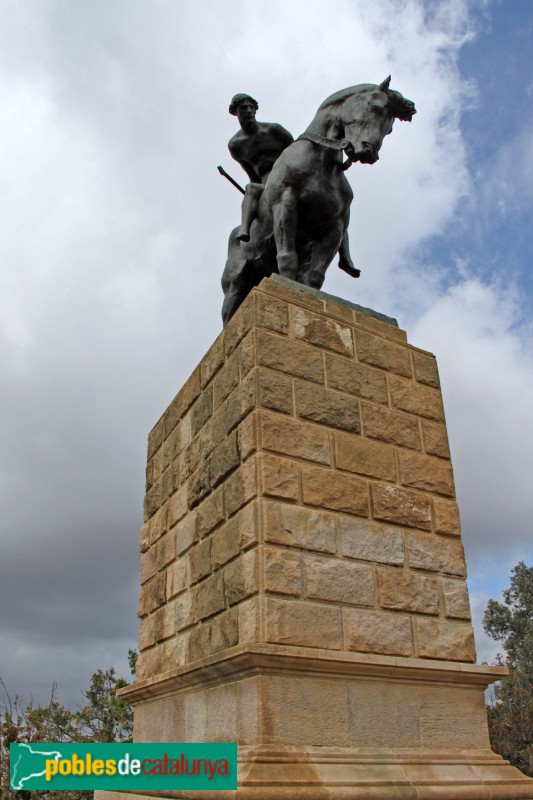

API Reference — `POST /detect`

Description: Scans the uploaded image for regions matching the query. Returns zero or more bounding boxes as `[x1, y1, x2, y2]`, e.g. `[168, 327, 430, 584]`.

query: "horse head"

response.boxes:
[316, 77, 416, 168]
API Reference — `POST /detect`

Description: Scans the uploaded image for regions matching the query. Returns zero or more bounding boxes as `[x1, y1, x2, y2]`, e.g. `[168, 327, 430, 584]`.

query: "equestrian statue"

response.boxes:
[220, 78, 416, 325]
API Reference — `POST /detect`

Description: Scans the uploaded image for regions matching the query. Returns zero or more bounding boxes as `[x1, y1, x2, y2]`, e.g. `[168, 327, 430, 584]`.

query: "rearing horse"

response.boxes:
[221, 77, 416, 325]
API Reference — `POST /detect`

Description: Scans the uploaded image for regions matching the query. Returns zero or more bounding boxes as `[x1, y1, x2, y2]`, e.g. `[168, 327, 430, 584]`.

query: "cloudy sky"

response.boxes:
[1, 0, 531, 709]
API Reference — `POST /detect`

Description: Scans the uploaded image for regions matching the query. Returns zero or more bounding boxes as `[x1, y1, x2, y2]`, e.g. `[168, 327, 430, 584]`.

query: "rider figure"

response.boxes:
[227, 93, 360, 278]
[228, 93, 293, 242]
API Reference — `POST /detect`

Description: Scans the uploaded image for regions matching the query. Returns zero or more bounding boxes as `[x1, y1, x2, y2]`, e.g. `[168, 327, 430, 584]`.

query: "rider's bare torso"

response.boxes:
[229, 122, 294, 185]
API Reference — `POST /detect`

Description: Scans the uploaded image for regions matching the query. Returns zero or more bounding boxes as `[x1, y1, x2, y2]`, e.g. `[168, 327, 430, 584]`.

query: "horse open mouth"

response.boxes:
[350, 142, 379, 164]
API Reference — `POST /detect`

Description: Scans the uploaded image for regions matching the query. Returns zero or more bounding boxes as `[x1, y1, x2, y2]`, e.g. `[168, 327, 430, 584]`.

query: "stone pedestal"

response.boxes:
[97, 276, 533, 799]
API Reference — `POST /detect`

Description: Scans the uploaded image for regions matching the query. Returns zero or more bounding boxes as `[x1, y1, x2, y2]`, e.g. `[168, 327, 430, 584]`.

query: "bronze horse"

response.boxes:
[221, 77, 416, 325]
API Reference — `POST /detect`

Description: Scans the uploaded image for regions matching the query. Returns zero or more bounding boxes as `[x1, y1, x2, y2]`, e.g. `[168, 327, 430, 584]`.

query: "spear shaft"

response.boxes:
[217, 165, 246, 195]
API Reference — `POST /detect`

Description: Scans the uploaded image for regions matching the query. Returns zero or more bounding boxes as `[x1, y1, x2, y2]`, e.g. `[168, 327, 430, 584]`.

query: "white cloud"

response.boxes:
[411, 278, 533, 565]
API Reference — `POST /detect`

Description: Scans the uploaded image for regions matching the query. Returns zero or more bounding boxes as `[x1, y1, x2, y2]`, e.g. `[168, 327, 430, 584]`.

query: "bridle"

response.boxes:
[297, 132, 355, 171]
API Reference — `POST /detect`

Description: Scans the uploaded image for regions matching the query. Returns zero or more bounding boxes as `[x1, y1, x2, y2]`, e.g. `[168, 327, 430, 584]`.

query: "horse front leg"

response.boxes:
[303, 225, 345, 289]
[338, 229, 361, 278]
[272, 188, 298, 280]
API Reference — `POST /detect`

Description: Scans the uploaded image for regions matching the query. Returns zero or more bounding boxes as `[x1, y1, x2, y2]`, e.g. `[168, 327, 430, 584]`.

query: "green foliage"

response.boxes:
[0, 667, 133, 800]
[483, 562, 533, 777]
[75, 669, 132, 744]
[127, 649, 138, 678]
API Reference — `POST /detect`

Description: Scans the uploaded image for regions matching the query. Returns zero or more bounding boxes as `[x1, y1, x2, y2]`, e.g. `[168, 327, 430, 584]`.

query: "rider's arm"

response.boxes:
[228, 142, 262, 184]
[240, 160, 262, 184]
[270, 123, 294, 149]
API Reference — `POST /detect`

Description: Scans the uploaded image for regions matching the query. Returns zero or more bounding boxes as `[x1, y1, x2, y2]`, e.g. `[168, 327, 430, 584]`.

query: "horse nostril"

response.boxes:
[361, 142, 379, 162]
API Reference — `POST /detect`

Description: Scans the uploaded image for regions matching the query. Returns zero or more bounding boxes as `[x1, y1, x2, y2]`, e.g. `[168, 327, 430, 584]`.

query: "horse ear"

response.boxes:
[379, 76, 391, 91]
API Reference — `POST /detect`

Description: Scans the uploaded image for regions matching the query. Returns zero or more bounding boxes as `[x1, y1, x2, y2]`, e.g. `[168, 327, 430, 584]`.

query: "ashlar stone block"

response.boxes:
[302, 463, 369, 516]
[390, 375, 445, 422]
[264, 546, 303, 596]
[224, 549, 259, 606]
[210, 502, 258, 569]
[262, 675, 352, 746]
[256, 292, 289, 334]
[378, 567, 440, 615]
[256, 367, 293, 414]
[412, 349, 440, 388]
[343, 607, 414, 656]
[265, 597, 342, 649]
[335, 431, 396, 481]
[433, 496, 462, 535]
[372, 483, 432, 530]
[443, 578, 472, 619]
[362, 402, 422, 450]
[289, 306, 354, 356]
[257, 330, 324, 383]
[399, 450, 455, 496]
[356, 328, 413, 377]
[295, 380, 361, 433]
[263, 500, 337, 554]
[422, 418, 451, 459]
[305, 556, 374, 606]
[260, 454, 299, 501]
[260, 410, 331, 465]
[407, 530, 466, 576]
[338, 517, 404, 565]
[417, 617, 476, 662]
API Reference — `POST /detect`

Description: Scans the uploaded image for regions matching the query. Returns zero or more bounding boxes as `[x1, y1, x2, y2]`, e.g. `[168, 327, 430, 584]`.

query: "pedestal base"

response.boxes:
[95, 748, 533, 799]
[105, 279, 533, 798]
[96, 748, 533, 799]
[95, 645, 533, 799]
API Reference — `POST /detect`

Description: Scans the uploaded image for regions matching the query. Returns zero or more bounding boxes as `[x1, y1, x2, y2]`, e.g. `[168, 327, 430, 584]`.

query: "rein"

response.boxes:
[297, 132, 349, 150]
[297, 132, 354, 171]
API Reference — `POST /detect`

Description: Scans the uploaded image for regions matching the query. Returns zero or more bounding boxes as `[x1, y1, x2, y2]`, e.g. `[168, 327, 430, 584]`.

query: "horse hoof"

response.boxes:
[236, 231, 250, 243]
[306, 270, 325, 289]
[339, 262, 361, 278]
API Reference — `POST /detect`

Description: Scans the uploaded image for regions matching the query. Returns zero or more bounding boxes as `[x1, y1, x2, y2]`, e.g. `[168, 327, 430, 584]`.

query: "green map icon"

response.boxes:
[11, 743, 63, 789]
[10, 742, 237, 791]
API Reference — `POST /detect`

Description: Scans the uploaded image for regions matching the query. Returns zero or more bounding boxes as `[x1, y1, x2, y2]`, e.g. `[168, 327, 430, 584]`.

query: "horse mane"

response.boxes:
[318, 84, 376, 111]
[318, 83, 416, 122]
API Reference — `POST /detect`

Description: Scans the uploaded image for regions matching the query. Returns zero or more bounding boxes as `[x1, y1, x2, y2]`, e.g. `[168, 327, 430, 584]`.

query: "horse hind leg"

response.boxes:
[272, 188, 299, 280]
[221, 229, 254, 326]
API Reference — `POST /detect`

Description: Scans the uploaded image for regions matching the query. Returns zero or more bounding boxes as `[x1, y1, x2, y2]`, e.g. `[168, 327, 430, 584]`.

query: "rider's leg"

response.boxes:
[236, 183, 263, 242]
[338, 230, 360, 278]
[273, 188, 298, 279]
